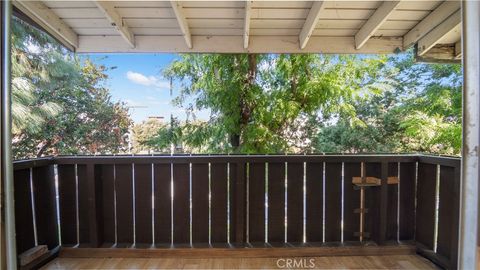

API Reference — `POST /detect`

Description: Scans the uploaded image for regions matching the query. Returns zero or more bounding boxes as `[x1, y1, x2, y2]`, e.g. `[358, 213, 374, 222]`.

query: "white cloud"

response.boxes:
[126, 71, 170, 89]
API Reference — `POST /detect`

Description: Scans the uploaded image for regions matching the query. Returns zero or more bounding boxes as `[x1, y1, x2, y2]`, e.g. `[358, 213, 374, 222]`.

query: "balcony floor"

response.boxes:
[41, 255, 438, 269]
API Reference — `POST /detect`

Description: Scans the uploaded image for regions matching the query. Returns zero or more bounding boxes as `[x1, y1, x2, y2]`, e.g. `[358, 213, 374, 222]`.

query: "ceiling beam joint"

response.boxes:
[243, 1, 252, 49]
[403, 1, 460, 50]
[299, 1, 326, 49]
[170, 1, 192, 49]
[355, 1, 401, 50]
[455, 40, 462, 59]
[95, 1, 135, 48]
[417, 10, 461, 56]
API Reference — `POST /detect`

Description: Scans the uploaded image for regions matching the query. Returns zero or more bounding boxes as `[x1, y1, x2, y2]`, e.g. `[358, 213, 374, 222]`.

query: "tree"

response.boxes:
[131, 118, 169, 153]
[396, 59, 462, 154]
[12, 17, 132, 159]
[313, 52, 462, 155]
[162, 54, 388, 153]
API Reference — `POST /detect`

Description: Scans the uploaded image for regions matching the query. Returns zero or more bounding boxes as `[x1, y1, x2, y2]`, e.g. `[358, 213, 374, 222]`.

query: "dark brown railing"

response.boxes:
[13, 154, 460, 269]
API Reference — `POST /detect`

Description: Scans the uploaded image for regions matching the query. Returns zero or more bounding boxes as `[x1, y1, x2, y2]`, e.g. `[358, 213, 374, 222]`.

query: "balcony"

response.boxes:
[13, 154, 459, 269]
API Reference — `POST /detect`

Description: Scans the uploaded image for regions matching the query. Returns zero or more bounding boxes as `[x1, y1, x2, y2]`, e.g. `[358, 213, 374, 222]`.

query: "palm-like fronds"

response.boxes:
[11, 77, 62, 134]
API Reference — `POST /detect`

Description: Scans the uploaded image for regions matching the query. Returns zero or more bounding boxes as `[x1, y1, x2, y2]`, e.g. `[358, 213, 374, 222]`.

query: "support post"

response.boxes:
[1, 0, 17, 269]
[459, 1, 479, 268]
[1, 3, 3, 268]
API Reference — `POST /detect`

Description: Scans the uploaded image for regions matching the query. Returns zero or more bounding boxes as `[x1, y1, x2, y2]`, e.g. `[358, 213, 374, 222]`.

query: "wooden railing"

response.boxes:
[415, 155, 461, 269]
[13, 154, 460, 269]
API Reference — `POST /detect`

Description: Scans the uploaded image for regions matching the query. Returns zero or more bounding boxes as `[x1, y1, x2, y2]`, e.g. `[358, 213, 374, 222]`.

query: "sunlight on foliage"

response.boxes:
[141, 51, 461, 155]
[12, 17, 131, 159]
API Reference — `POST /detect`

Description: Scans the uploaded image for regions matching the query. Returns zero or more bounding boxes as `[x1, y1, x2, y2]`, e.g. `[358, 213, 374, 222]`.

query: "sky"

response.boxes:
[83, 53, 209, 123]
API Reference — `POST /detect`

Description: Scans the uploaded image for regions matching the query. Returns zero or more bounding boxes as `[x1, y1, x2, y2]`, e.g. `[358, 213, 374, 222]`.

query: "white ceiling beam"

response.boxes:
[13, 0, 78, 49]
[299, 1, 326, 49]
[95, 1, 135, 48]
[77, 36, 402, 54]
[354, 1, 401, 50]
[243, 1, 252, 49]
[403, 1, 460, 49]
[170, 1, 192, 49]
[455, 40, 462, 59]
[417, 10, 461, 56]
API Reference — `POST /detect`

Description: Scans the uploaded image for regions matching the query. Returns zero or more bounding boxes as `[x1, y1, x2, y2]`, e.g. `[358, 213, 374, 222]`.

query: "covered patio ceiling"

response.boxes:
[13, 0, 461, 61]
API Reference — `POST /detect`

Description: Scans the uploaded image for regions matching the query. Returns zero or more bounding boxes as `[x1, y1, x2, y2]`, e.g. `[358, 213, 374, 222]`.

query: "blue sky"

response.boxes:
[84, 53, 208, 123]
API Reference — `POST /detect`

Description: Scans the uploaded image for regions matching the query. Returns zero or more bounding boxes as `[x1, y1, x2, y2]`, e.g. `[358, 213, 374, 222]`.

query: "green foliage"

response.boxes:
[146, 51, 461, 155]
[132, 118, 170, 153]
[395, 57, 462, 154]
[11, 77, 62, 135]
[12, 17, 132, 159]
[160, 54, 389, 154]
[143, 117, 184, 153]
[314, 52, 462, 155]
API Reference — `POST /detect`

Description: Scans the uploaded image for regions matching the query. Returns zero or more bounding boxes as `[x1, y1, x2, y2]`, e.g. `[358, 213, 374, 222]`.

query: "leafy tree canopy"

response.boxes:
[142, 52, 461, 155]
[160, 54, 389, 153]
[12, 17, 132, 159]
[313, 53, 462, 155]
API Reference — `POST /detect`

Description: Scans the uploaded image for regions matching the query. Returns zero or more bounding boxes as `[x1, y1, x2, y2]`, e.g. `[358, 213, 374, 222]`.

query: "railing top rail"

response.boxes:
[13, 156, 54, 170]
[418, 155, 461, 167]
[52, 154, 419, 165]
[13, 153, 461, 169]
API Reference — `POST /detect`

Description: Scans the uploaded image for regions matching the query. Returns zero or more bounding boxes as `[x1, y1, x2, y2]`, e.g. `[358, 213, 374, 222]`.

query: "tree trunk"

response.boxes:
[36, 140, 51, 157]
[232, 54, 257, 152]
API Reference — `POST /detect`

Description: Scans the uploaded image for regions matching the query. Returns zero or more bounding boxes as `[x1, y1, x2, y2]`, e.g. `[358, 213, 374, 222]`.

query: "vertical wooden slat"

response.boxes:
[287, 162, 303, 244]
[211, 163, 228, 244]
[58, 164, 77, 246]
[399, 162, 416, 240]
[192, 163, 209, 244]
[154, 163, 172, 245]
[306, 162, 323, 243]
[77, 165, 90, 246]
[248, 162, 266, 244]
[115, 164, 134, 247]
[437, 165, 459, 267]
[230, 162, 246, 245]
[416, 163, 437, 250]
[14, 169, 35, 254]
[267, 162, 285, 244]
[343, 162, 361, 242]
[32, 165, 59, 249]
[386, 163, 399, 241]
[377, 162, 389, 244]
[86, 164, 101, 247]
[97, 164, 115, 247]
[324, 162, 342, 242]
[173, 163, 190, 245]
[365, 163, 381, 242]
[134, 164, 153, 246]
